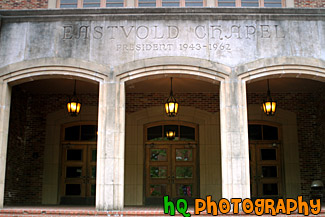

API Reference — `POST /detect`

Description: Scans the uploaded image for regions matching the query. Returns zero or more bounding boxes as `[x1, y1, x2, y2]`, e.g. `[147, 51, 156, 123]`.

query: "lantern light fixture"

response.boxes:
[67, 80, 82, 117]
[262, 79, 277, 116]
[166, 130, 176, 140]
[165, 77, 179, 117]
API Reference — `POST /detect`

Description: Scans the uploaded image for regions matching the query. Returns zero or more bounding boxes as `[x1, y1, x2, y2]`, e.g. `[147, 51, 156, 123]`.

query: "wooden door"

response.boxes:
[61, 144, 97, 204]
[145, 143, 197, 204]
[250, 142, 282, 199]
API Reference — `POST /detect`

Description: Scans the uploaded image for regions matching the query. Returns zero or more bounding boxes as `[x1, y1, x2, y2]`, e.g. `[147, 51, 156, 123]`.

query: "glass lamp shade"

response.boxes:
[262, 99, 276, 116]
[166, 131, 176, 140]
[165, 95, 179, 117]
[67, 96, 81, 116]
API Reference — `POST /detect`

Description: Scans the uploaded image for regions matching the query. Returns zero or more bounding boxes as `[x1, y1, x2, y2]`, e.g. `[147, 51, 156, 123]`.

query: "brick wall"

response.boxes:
[247, 91, 323, 198]
[0, 0, 48, 9]
[126, 92, 219, 114]
[5, 86, 324, 204]
[316, 87, 325, 188]
[294, 0, 325, 8]
[4, 86, 98, 205]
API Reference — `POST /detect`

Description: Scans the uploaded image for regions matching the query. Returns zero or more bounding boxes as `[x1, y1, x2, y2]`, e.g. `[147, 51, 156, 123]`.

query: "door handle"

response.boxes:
[172, 176, 175, 184]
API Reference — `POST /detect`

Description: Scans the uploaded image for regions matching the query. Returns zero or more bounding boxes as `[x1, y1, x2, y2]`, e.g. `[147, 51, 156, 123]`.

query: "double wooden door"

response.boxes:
[250, 142, 282, 199]
[61, 144, 97, 205]
[146, 143, 197, 204]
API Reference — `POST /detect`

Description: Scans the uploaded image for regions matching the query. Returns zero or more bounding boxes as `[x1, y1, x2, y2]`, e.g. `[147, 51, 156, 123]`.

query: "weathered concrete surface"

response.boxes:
[0, 8, 325, 72]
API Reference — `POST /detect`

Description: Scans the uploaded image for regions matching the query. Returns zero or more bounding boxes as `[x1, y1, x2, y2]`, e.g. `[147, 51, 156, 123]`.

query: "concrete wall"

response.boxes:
[1, 9, 325, 72]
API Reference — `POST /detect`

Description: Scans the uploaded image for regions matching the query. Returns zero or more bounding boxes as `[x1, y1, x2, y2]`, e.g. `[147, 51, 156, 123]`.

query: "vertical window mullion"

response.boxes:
[236, 0, 241, 7]
[77, 0, 83, 7]
[100, 0, 105, 7]
[260, 0, 264, 7]
[180, 0, 185, 6]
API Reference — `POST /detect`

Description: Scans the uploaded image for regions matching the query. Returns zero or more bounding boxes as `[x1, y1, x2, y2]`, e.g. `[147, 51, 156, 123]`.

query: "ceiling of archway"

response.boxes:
[14, 77, 324, 95]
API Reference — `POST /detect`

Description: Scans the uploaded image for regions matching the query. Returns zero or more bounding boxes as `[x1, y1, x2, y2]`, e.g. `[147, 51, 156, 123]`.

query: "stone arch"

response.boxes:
[115, 56, 231, 83]
[0, 57, 108, 85]
[238, 57, 325, 199]
[0, 58, 107, 208]
[237, 57, 325, 82]
[125, 106, 221, 205]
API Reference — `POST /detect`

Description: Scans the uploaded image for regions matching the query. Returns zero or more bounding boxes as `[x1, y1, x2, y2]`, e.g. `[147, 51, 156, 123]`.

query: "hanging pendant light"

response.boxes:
[165, 77, 179, 117]
[67, 80, 82, 117]
[166, 130, 176, 140]
[262, 79, 277, 116]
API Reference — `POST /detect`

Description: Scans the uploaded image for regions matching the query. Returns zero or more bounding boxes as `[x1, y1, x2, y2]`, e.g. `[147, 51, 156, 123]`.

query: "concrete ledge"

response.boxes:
[1, 8, 325, 22]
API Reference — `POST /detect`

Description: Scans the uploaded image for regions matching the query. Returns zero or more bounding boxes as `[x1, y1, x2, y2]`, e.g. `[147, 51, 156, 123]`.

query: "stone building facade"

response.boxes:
[0, 0, 325, 211]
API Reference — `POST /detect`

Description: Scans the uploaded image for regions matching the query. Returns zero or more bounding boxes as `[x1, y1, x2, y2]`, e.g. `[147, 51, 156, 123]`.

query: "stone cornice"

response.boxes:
[0, 8, 325, 22]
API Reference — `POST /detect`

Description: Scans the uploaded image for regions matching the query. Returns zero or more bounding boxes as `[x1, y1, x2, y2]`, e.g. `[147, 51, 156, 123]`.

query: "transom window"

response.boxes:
[58, 0, 125, 8]
[64, 124, 98, 141]
[146, 123, 197, 142]
[58, 0, 283, 7]
[248, 124, 279, 141]
[217, 0, 284, 7]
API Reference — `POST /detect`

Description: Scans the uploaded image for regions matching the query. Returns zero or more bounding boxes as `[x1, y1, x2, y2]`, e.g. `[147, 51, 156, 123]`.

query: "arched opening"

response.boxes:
[4, 78, 99, 206]
[124, 75, 222, 205]
[246, 76, 325, 200]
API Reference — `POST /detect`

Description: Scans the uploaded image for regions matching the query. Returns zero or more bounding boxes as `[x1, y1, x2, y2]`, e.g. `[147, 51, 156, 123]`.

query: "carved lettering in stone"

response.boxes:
[275, 25, 285, 38]
[63, 26, 73, 40]
[154, 26, 164, 39]
[107, 26, 118, 39]
[225, 25, 241, 39]
[195, 25, 206, 39]
[246, 26, 256, 39]
[211, 25, 223, 40]
[260, 25, 271, 38]
[94, 26, 103, 39]
[136, 26, 149, 39]
[168, 26, 179, 39]
[121, 26, 134, 38]
[76, 26, 90, 39]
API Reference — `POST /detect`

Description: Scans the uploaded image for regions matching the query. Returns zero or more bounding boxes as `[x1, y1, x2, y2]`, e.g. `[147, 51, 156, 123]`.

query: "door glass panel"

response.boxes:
[262, 166, 277, 178]
[150, 149, 167, 161]
[65, 126, 80, 141]
[66, 184, 81, 196]
[91, 149, 97, 162]
[91, 184, 96, 196]
[66, 167, 82, 178]
[261, 149, 276, 161]
[248, 125, 262, 140]
[81, 125, 97, 141]
[176, 166, 193, 178]
[91, 166, 96, 178]
[67, 149, 82, 161]
[180, 126, 195, 141]
[263, 125, 278, 140]
[150, 166, 167, 178]
[150, 184, 167, 196]
[176, 149, 192, 161]
[177, 184, 192, 197]
[164, 125, 179, 141]
[147, 126, 163, 141]
[263, 183, 278, 195]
